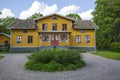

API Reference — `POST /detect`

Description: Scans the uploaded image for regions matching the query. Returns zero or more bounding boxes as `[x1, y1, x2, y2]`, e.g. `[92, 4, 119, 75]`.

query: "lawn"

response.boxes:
[92, 51, 120, 60]
[0, 55, 4, 59]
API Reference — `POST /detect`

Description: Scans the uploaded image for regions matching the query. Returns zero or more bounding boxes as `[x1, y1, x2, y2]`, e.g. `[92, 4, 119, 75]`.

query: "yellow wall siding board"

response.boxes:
[11, 30, 39, 47]
[70, 30, 95, 47]
[38, 16, 71, 32]
[0, 34, 10, 44]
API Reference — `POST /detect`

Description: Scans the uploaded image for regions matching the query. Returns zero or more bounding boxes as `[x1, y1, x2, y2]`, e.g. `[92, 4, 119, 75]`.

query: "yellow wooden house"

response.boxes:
[8, 14, 97, 52]
[0, 33, 10, 46]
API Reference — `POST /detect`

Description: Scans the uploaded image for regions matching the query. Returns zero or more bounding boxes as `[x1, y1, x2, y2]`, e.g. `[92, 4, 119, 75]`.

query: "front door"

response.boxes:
[51, 34, 58, 46]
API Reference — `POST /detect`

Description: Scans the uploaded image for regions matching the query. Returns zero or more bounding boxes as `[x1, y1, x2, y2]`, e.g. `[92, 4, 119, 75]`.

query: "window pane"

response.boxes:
[76, 35, 81, 43]
[62, 24, 67, 31]
[42, 34, 50, 42]
[23, 30, 28, 33]
[28, 36, 33, 43]
[85, 35, 90, 43]
[52, 17, 58, 20]
[52, 24, 57, 30]
[42, 24, 47, 30]
[80, 30, 85, 33]
[60, 34, 68, 42]
[16, 36, 22, 44]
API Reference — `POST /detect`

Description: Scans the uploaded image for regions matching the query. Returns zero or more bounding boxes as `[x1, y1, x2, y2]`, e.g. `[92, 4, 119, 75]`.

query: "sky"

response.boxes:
[0, 0, 96, 20]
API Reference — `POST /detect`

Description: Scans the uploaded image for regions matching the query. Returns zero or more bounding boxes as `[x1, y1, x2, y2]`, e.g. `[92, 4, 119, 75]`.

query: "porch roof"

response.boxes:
[38, 31, 71, 34]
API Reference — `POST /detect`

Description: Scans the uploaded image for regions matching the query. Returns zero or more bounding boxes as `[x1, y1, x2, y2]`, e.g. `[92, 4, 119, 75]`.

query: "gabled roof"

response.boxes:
[35, 13, 75, 21]
[73, 20, 97, 30]
[0, 33, 11, 38]
[8, 19, 37, 30]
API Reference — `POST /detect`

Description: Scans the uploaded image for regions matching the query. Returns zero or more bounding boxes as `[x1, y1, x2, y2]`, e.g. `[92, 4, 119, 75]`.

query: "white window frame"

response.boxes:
[80, 29, 86, 33]
[42, 24, 48, 31]
[28, 35, 33, 43]
[62, 24, 67, 31]
[16, 36, 22, 44]
[52, 16, 58, 20]
[23, 29, 28, 33]
[42, 34, 50, 42]
[85, 35, 90, 43]
[60, 34, 68, 42]
[76, 35, 81, 43]
[52, 23, 57, 31]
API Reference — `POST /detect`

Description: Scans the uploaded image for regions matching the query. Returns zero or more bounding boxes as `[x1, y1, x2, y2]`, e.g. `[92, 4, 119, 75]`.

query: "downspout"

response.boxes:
[94, 28, 97, 52]
[10, 29, 12, 52]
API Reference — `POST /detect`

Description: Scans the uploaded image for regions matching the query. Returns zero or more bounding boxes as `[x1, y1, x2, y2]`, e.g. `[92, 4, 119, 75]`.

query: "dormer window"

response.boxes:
[80, 30, 86, 33]
[23, 29, 28, 33]
[52, 16, 58, 20]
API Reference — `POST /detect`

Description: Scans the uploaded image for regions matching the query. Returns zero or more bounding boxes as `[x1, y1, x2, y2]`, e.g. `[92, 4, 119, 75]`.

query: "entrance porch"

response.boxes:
[38, 31, 71, 50]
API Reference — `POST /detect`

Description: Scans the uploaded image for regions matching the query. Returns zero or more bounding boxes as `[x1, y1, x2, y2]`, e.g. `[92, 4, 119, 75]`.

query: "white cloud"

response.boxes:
[18, 1, 93, 20]
[19, 1, 58, 19]
[79, 9, 93, 20]
[19, 1, 80, 19]
[58, 5, 80, 15]
[0, 8, 15, 18]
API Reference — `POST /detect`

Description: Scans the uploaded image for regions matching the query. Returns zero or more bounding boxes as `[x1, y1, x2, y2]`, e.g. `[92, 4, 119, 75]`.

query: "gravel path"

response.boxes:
[0, 53, 120, 80]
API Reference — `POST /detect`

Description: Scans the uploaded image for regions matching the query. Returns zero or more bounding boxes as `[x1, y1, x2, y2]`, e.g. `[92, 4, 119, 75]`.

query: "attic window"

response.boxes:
[80, 30, 86, 33]
[52, 17, 58, 20]
[23, 29, 28, 33]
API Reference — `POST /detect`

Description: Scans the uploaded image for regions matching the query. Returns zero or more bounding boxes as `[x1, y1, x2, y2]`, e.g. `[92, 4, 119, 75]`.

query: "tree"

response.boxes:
[92, 0, 120, 49]
[0, 12, 1, 14]
[66, 13, 81, 20]
[28, 13, 43, 20]
[0, 17, 15, 34]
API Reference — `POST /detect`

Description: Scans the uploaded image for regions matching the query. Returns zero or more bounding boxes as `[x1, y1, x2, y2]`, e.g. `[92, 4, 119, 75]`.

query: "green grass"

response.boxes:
[25, 49, 86, 72]
[0, 55, 4, 59]
[92, 51, 120, 60]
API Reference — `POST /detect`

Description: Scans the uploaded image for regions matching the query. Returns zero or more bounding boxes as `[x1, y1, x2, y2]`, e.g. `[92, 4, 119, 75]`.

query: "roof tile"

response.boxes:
[8, 19, 37, 29]
[73, 20, 97, 29]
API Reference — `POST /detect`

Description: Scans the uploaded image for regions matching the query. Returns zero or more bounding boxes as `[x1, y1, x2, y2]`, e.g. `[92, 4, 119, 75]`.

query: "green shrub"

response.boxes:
[54, 50, 81, 65]
[66, 64, 76, 70]
[28, 50, 53, 63]
[110, 42, 120, 52]
[75, 60, 86, 68]
[25, 49, 85, 72]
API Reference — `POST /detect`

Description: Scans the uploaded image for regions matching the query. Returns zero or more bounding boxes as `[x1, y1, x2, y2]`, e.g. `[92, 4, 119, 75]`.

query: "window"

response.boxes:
[80, 30, 86, 33]
[16, 36, 22, 44]
[62, 24, 67, 31]
[52, 17, 58, 20]
[52, 24, 57, 30]
[28, 36, 33, 43]
[42, 24, 47, 31]
[85, 35, 90, 43]
[42, 34, 50, 42]
[4, 41, 9, 46]
[23, 29, 28, 33]
[76, 35, 81, 43]
[60, 34, 68, 42]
